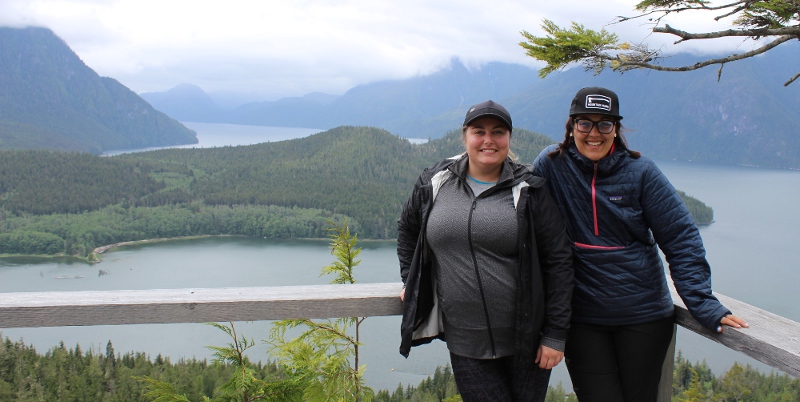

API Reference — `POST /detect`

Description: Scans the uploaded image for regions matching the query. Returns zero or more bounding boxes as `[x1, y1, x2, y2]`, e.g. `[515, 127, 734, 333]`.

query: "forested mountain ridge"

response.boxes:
[0, 126, 712, 258]
[0, 27, 197, 154]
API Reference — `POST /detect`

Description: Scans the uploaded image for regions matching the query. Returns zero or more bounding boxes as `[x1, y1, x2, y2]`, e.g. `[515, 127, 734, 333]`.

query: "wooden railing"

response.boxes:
[1, 283, 799, 401]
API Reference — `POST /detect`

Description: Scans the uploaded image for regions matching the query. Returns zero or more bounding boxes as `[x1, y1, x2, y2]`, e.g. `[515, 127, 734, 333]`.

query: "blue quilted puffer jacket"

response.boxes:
[533, 144, 730, 332]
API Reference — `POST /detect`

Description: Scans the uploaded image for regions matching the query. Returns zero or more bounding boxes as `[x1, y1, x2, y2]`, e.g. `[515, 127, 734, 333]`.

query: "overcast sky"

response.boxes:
[1, 0, 760, 104]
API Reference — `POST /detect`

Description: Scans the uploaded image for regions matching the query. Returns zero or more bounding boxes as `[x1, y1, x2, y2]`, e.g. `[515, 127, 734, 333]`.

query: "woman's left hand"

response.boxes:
[717, 314, 749, 332]
[536, 345, 564, 369]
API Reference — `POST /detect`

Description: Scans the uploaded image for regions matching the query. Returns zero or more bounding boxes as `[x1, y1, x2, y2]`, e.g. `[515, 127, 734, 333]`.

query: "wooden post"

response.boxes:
[657, 322, 677, 402]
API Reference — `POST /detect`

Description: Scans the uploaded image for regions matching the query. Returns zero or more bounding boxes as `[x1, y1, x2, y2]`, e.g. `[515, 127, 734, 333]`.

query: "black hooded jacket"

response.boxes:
[397, 155, 573, 362]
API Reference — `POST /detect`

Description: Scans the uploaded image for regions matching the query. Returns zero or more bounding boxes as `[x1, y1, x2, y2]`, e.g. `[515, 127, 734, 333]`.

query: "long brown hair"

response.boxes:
[547, 117, 640, 159]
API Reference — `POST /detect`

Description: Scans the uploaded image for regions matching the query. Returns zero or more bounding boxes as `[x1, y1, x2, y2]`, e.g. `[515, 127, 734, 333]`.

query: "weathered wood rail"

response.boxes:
[0, 283, 404, 327]
[1, 282, 798, 400]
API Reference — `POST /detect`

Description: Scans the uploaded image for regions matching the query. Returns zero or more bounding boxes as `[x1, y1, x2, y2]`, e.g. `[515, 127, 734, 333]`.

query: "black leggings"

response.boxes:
[565, 316, 675, 402]
[449, 352, 552, 402]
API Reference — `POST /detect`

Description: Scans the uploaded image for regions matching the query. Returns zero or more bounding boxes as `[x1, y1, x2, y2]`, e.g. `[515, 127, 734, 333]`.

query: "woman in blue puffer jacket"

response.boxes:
[533, 86, 748, 402]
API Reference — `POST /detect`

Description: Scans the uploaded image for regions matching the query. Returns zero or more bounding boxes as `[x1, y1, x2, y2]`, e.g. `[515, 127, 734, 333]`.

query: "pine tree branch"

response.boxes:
[617, 1, 749, 24]
[714, 3, 750, 20]
[654, 24, 800, 42]
[615, 35, 795, 72]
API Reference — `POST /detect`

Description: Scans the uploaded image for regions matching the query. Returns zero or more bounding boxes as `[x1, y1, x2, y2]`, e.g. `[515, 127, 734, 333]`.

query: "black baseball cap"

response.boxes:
[463, 100, 512, 131]
[569, 87, 623, 119]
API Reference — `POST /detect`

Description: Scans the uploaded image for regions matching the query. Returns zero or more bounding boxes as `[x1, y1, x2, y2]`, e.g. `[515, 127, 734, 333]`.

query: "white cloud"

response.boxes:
[0, 0, 765, 102]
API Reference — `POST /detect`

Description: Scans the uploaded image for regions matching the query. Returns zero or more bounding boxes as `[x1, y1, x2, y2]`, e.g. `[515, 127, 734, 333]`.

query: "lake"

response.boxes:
[102, 122, 427, 156]
[3, 123, 799, 393]
[102, 122, 324, 156]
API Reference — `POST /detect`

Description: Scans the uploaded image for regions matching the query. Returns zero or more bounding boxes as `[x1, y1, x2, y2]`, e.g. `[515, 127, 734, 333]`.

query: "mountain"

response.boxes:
[149, 60, 541, 137]
[299, 60, 540, 137]
[140, 83, 226, 123]
[0, 27, 197, 154]
[229, 92, 340, 128]
[144, 43, 799, 168]
[0, 19, 766, 167]
[504, 44, 800, 168]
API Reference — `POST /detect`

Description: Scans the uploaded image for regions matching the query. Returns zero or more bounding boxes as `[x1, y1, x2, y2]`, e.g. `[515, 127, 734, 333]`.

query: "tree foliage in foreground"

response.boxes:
[2, 332, 797, 401]
[140, 221, 373, 401]
[0, 336, 287, 401]
[266, 221, 374, 401]
[520, 0, 800, 86]
[141, 323, 304, 402]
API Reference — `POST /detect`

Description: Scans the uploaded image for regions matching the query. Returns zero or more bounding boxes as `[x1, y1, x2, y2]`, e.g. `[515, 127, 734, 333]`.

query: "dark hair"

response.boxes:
[547, 117, 641, 159]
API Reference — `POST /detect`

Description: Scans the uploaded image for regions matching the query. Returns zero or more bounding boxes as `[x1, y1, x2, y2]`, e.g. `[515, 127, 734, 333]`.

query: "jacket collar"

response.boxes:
[448, 153, 531, 187]
[566, 144, 628, 176]
[434, 154, 532, 209]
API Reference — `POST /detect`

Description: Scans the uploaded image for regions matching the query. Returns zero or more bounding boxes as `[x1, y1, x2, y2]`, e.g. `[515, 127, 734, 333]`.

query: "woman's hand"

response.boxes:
[717, 314, 749, 332]
[400, 287, 405, 302]
[535, 345, 564, 369]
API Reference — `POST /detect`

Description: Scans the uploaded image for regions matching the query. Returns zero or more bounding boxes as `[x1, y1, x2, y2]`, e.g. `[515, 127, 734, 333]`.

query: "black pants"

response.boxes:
[565, 316, 675, 402]
[449, 352, 552, 402]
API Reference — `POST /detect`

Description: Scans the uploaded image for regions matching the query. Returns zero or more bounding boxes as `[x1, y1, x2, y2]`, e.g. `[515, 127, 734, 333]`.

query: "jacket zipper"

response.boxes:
[590, 143, 616, 237]
[467, 197, 497, 358]
[592, 162, 599, 236]
[582, 160, 624, 250]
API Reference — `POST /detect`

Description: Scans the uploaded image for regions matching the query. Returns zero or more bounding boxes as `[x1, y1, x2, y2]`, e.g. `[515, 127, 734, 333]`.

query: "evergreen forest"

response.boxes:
[0, 126, 713, 259]
[0, 335, 796, 401]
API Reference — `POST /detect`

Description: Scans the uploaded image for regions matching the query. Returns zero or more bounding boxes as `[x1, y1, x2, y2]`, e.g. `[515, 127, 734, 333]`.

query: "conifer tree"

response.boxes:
[268, 220, 374, 402]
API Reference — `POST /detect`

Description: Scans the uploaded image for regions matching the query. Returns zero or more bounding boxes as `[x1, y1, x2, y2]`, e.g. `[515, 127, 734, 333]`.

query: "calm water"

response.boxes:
[3, 123, 800, 392]
[0, 238, 449, 392]
[101, 122, 426, 156]
[102, 122, 324, 156]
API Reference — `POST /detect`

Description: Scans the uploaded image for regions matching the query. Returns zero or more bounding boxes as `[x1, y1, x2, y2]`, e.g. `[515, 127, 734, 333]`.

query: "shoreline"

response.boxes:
[89, 235, 236, 262]
[92, 235, 220, 254]
[1, 235, 399, 264]
[91, 235, 396, 256]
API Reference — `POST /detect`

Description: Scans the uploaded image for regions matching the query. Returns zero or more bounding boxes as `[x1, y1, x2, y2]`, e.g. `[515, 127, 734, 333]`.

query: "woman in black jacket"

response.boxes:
[533, 87, 748, 401]
[398, 100, 574, 401]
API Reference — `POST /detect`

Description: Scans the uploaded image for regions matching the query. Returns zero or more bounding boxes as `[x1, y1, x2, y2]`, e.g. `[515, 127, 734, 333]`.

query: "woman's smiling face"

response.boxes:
[464, 117, 510, 174]
[572, 114, 617, 161]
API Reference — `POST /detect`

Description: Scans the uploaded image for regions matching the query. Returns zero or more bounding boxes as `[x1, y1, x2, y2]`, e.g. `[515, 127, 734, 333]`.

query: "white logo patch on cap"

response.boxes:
[585, 95, 612, 111]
